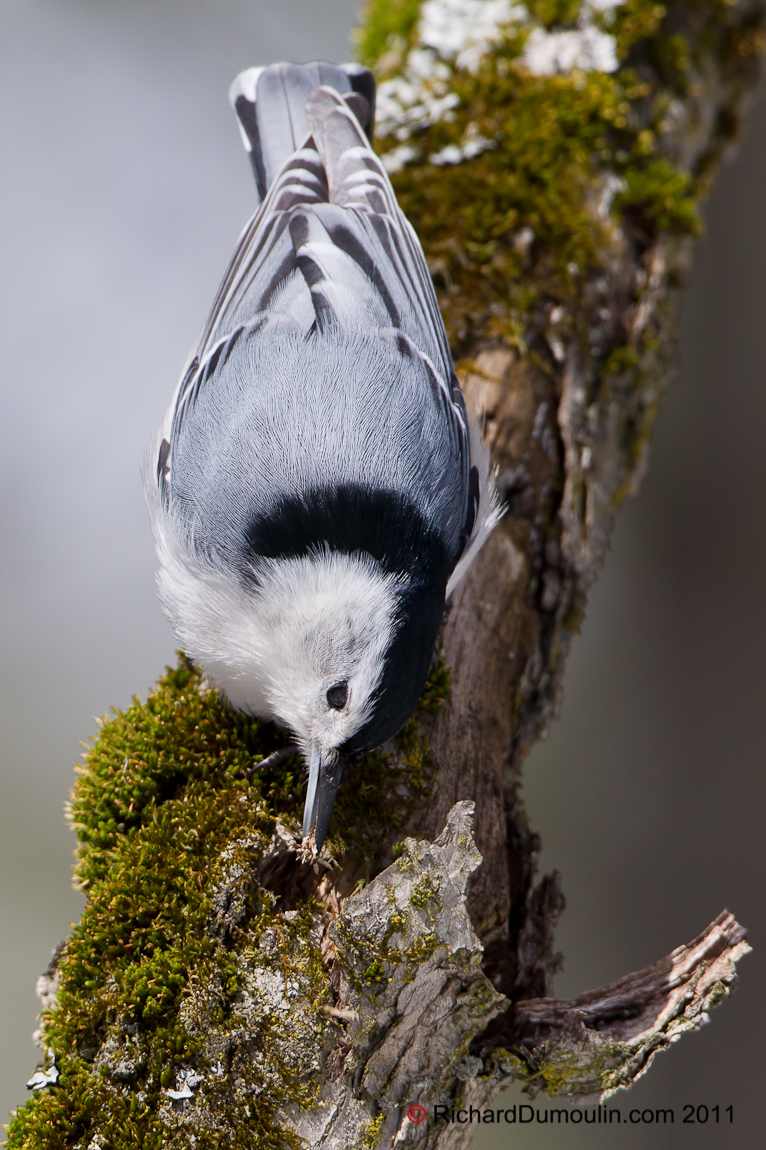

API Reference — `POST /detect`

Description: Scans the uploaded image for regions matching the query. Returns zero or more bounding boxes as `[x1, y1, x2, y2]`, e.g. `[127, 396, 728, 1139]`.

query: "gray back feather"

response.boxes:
[162, 65, 476, 581]
[255, 64, 353, 188]
[170, 326, 467, 570]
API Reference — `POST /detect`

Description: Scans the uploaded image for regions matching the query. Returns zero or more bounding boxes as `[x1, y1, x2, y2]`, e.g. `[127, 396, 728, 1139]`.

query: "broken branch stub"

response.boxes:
[283, 802, 506, 1147]
[476, 909, 751, 1108]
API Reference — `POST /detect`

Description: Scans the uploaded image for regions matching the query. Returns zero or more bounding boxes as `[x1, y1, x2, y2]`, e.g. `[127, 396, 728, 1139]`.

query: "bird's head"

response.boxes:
[153, 517, 448, 853]
[248, 549, 445, 851]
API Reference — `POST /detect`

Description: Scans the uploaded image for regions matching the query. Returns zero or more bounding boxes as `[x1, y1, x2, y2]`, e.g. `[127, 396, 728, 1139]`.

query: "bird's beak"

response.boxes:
[302, 743, 346, 854]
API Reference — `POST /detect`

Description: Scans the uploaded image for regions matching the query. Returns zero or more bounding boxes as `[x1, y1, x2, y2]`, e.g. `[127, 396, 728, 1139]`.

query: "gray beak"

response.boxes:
[302, 743, 346, 853]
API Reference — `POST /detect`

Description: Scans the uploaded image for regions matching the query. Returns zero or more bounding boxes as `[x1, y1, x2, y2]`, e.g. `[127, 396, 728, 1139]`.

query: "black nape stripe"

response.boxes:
[233, 95, 268, 201]
[343, 580, 446, 756]
[243, 484, 451, 584]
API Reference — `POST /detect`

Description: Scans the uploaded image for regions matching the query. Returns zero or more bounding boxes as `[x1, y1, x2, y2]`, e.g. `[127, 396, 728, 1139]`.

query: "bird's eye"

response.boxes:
[326, 681, 349, 710]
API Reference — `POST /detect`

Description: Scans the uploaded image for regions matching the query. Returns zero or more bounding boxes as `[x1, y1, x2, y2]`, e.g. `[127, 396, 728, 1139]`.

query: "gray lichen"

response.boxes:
[268, 801, 508, 1148]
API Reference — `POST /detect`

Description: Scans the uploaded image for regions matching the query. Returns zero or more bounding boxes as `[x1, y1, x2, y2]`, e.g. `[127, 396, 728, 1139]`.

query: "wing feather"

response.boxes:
[162, 75, 496, 584]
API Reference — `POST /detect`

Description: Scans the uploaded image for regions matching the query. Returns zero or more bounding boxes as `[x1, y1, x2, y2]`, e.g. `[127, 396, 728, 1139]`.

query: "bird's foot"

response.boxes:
[244, 742, 300, 779]
[298, 831, 319, 863]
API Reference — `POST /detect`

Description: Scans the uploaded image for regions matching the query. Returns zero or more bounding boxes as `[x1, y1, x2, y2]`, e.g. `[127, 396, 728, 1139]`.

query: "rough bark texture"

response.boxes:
[8, 2, 760, 1147]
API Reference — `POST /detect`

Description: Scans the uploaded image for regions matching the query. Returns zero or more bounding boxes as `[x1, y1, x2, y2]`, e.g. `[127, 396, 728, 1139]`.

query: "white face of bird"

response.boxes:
[251, 549, 405, 756]
[154, 516, 404, 739]
[249, 551, 406, 848]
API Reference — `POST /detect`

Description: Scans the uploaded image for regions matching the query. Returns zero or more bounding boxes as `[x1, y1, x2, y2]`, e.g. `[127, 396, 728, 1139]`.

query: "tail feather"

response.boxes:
[229, 66, 267, 197]
[229, 62, 376, 203]
[305, 86, 377, 208]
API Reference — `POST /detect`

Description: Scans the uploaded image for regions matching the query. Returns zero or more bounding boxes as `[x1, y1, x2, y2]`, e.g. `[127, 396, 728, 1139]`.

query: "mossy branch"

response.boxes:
[6, 1, 761, 1146]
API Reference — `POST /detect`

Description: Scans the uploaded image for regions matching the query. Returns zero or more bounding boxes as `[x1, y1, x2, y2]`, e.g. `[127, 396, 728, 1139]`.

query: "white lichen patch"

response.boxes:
[375, 1, 519, 142]
[376, 69, 460, 143]
[93, 1030, 147, 1082]
[163, 915, 335, 1132]
[419, 0, 527, 71]
[524, 17, 619, 77]
[165, 1068, 203, 1101]
[382, 143, 421, 173]
[375, 0, 626, 165]
[594, 171, 629, 221]
[35, 966, 60, 1012]
[430, 120, 497, 165]
[26, 1059, 58, 1091]
[224, 929, 335, 1086]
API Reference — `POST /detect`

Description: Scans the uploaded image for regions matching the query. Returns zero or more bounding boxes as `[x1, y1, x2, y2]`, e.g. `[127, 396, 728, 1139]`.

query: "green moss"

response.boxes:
[408, 874, 441, 910]
[361, 0, 762, 498]
[356, 0, 422, 68]
[704, 979, 730, 1010]
[7, 654, 449, 1148]
[401, 930, 442, 966]
[496, 1032, 629, 1101]
[617, 158, 701, 234]
[381, 46, 705, 351]
[527, 0, 584, 29]
[362, 960, 388, 984]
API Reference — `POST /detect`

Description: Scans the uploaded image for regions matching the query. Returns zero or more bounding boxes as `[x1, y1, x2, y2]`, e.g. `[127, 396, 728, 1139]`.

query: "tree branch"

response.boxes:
[477, 909, 750, 1105]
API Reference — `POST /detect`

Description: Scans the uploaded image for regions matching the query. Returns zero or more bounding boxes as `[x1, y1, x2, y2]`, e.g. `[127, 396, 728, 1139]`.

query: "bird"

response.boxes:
[146, 61, 498, 854]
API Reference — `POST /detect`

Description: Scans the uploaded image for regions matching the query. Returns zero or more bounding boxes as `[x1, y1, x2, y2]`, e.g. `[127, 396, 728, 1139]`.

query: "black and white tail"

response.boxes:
[228, 61, 376, 203]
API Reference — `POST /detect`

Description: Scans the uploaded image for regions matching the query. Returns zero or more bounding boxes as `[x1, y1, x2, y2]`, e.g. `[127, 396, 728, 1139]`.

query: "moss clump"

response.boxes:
[356, 0, 422, 66]
[6, 655, 449, 1148]
[366, 0, 718, 353]
[408, 874, 441, 910]
[359, 0, 764, 522]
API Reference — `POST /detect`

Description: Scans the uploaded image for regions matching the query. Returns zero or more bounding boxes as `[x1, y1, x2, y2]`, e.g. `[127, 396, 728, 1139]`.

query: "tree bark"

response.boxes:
[9, 1, 761, 1147]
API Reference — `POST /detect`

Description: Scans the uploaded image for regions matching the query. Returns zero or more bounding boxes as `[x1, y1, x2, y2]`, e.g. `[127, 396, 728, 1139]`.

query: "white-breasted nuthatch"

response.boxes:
[146, 62, 498, 853]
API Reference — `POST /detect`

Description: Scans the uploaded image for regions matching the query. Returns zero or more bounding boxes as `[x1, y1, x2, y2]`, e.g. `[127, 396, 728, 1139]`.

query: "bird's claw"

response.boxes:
[244, 742, 300, 779]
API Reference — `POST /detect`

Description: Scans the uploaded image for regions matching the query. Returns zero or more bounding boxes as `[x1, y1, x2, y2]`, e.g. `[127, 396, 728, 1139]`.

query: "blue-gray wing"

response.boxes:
[158, 73, 498, 589]
[170, 84, 462, 446]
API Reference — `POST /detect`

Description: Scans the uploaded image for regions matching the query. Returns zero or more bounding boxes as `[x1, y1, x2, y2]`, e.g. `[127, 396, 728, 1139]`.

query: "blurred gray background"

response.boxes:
[0, 1, 762, 1145]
